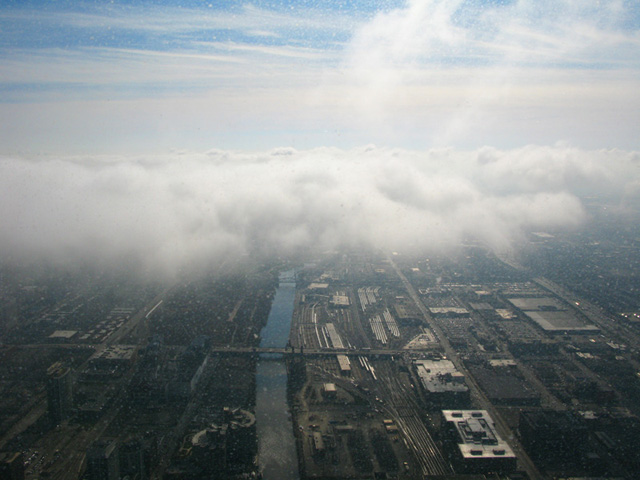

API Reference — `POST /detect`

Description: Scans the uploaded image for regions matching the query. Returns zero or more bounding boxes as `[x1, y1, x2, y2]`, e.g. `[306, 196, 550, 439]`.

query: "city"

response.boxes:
[1, 201, 640, 479]
[2, 0, 640, 479]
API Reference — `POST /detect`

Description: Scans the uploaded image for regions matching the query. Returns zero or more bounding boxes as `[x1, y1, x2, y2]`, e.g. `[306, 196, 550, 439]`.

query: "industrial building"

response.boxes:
[507, 297, 599, 334]
[325, 323, 344, 349]
[429, 307, 470, 318]
[330, 294, 350, 308]
[442, 410, 517, 474]
[414, 359, 470, 407]
[47, 330, 78, 342]
[336, 354, 351, 375]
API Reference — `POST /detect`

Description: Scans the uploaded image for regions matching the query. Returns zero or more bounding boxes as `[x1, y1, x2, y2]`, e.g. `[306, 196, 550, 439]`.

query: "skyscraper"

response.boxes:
[46, 362, 73, 424]
[86, 439, 119, 480]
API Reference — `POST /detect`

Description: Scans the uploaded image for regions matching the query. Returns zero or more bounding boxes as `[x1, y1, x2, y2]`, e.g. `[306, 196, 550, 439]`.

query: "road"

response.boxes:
[107, 285, 174, 345]
[387, 254, 545, 480]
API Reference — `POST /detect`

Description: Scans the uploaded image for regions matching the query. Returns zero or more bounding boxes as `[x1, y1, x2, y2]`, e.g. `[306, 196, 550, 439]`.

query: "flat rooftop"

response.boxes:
[90, 345, 137, 362]
[507, 297, 599, 333]
[336, 354, 351, 371]
[525, 310, 599, 333]
[429, 307, 469, 316]
[443, 410, 516, 460]
[330, 295, 350, 307]
[507, 296, 566, 311]
[415, 359, 468, 393]
[49, 330, 78, 339]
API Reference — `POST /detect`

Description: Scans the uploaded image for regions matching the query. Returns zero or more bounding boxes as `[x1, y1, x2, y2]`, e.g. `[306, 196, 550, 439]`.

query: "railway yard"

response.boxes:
[286, 248, 640, 479]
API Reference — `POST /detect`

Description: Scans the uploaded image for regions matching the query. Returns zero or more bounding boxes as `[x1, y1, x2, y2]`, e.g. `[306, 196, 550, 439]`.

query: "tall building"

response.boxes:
[46, 362, 73, 424]
[86, 440, 120, 480]
[119, 438, 146, 480]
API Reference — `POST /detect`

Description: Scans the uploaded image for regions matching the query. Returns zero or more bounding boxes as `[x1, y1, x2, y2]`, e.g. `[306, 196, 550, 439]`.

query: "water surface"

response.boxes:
[255, 271, 298, 479]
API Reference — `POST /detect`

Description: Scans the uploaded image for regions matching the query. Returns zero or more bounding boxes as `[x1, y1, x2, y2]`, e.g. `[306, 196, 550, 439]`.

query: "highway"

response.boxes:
[107, 285, 174, 345]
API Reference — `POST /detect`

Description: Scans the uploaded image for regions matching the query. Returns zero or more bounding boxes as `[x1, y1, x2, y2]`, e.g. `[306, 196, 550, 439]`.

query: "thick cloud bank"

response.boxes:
[1, 146, 637, 275]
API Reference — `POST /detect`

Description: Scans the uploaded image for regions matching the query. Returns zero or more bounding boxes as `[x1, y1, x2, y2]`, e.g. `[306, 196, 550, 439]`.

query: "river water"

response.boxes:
[255, 271, 299, 479]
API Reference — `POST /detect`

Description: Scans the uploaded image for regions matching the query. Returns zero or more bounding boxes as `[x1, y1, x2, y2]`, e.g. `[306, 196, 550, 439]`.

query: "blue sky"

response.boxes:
[1, 0, 639, 152]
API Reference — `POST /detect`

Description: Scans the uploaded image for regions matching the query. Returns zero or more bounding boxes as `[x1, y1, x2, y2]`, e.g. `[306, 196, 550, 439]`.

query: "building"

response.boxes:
[186, 408, 256, 475]
[442, 410, 516, 474]
[119, 438, 146, 480]
[0, 452, 24, 480]
[47, 330, 78, 342]
[414, 359, 470, 407]
[507, 297, 599, 334]
[429, 307, 470, 318]
[468, 366, 540, 406]
[312, 432, 325, 456]
[46, 362, 73, 424]
[86, 439, 120, 480]
[518, 410, 588, 466]
[168, 336, 210, 399]
[88, 345, 137, 371]
[336, 354, 351, 375]
[330, 295, 350, 308]
[325, 323, 345, 349]
[323, 383, 337, 399]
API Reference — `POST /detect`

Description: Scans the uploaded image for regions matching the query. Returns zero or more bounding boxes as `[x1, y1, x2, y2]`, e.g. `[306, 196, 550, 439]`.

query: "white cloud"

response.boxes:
[0, 145, 636, 277]
[337, 0, 640, 146]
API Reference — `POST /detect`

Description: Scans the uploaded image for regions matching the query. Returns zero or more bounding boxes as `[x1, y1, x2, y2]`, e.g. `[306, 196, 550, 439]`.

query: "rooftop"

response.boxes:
[330, 295, 350, 307]
[48, 330, 78, 339]
[90, 345, 137, 362]
[414, 359, 468, 394]
[443, 410, 516, 460]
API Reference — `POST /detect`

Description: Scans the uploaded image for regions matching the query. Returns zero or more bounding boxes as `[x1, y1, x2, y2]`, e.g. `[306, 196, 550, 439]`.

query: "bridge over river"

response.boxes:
[209, 346, 417, 356]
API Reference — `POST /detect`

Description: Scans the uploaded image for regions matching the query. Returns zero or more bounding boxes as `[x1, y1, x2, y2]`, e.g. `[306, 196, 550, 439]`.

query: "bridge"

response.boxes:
[209, 346, 419, 357]
[19, 343, 426, 358]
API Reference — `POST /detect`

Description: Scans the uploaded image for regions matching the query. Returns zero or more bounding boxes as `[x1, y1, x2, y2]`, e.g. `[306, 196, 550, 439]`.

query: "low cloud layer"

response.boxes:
[1, 145, 637, 276]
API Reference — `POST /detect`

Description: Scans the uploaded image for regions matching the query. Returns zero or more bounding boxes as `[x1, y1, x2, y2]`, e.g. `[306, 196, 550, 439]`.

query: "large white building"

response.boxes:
[442, 410, 517, 473]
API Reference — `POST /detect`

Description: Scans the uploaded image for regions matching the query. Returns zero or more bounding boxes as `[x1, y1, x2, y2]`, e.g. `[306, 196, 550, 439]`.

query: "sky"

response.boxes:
[1, 0, 640, 276]
[1, 0, 639, 152]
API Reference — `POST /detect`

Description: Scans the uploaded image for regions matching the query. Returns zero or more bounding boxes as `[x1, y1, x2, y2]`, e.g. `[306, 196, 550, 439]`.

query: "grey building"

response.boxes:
[46, 362, 73, 424]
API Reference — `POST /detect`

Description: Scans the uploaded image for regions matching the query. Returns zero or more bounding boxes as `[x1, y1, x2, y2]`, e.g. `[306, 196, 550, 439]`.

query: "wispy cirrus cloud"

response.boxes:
[0, 0, 639, 151]
[339, 0, 640, 147]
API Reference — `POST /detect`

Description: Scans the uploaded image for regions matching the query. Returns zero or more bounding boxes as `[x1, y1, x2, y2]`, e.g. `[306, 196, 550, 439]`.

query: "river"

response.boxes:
[255, 270, 299, 479]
